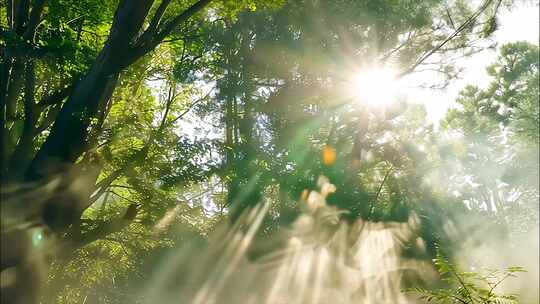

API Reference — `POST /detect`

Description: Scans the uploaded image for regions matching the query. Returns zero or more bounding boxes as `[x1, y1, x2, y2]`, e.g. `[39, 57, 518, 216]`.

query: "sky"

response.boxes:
[405, 1, 539, 124]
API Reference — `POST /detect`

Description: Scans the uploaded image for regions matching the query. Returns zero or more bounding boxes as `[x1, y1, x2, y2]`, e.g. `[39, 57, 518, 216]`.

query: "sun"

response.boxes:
[348, 66, 400, 106]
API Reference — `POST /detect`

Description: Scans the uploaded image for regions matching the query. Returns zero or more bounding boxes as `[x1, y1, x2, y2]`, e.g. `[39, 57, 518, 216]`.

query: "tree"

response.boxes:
[201, 0, 503, 236]
[442, 42, 539, 237]
[2, 0, 214, 227]
[0, 0, 513, 302]
[0, 1, 273, 303]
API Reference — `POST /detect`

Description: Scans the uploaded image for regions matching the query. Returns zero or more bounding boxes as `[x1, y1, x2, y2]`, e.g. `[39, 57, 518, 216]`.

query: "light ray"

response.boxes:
[348, 66, 401, 106]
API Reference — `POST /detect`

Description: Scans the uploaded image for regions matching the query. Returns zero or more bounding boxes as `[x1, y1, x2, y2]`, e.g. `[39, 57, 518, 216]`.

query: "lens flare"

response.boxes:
[321, 145, 337, 166]
[349, 66, 400, 106]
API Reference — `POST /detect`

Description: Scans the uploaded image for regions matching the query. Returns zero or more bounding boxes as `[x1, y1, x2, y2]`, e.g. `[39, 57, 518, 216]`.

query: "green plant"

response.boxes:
[405, 249, 526, 304]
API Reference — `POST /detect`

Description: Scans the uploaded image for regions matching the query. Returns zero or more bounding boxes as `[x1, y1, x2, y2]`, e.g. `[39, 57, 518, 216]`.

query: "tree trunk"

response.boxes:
[26, 68, 119, 180]
[25, 0, 213, 182]
[7, 60, 37, 180]
[1, 1, 214, 302]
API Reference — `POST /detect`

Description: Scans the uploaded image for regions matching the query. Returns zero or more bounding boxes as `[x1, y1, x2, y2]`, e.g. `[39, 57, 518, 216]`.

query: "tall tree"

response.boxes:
[0, 1, 271, 303]
[0, 0, 512, 302]
[442, 41, 539, 235]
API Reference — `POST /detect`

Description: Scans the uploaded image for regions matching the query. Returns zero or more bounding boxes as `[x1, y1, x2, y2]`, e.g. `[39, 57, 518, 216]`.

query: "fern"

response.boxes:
[404, 248, 526, 304]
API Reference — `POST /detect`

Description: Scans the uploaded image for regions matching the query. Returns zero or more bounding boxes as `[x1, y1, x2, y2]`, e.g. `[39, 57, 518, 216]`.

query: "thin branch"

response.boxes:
[169, 88, 213, 125]
[446, 8, 456, 29]
[161, 34, 202, 43]
[89, 83, 179, 204]
[449, 294, 469, 304]
[109, 184, 136, 190]
[33, 104, 61, 135]
[374, 165, 393, 202]
[37, 84, 73, 107]
[77, 203, 139, 247]
[148, 0, 172, 33]
[155, 0, 213, 43]
[136, 0, 172, 48]
[399, 0, 497, 78]
[96, 138, 113, 149]
[110, 191, 140, 205]
[449, 265, 475, 304]
[122, 0, 213, 70]
[181, 181, 221, 202]
[367, 165, 394, 219]
[380, 31, 412, 62]
[487, 272, 511, 298]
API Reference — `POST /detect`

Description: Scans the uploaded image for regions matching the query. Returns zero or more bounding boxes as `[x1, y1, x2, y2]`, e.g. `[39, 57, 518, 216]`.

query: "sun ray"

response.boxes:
[348, 66, 401, 106]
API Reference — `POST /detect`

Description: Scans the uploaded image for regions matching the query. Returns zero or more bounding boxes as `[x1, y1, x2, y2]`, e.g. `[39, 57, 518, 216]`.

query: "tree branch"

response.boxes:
[155, 0, 212, 43]
[169, 88, 213, 125]
[33, 104, 61, 135]
[137, 0, 173, 45]
[88, 83, 179, 205]
[6, 60, 37, 180]
[13, 0, 30, 34]
[22, 0, 46, 41]
[399, 0, 498, 78]
[37, 85, 73, 108]
[121, 0, 213, 69]
[367, 165, 394, 218]
[76, 203, 139, 248]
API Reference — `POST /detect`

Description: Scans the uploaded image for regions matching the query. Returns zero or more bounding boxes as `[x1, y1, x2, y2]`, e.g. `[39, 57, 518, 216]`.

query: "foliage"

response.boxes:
[441, 42, 539, 236]
[1, 0, 535, 303]
[406, 248, 526, 304]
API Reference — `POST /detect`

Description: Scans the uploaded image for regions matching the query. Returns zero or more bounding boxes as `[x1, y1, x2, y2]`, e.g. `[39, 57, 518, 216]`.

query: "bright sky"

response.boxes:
[406, 2, 539, 124]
